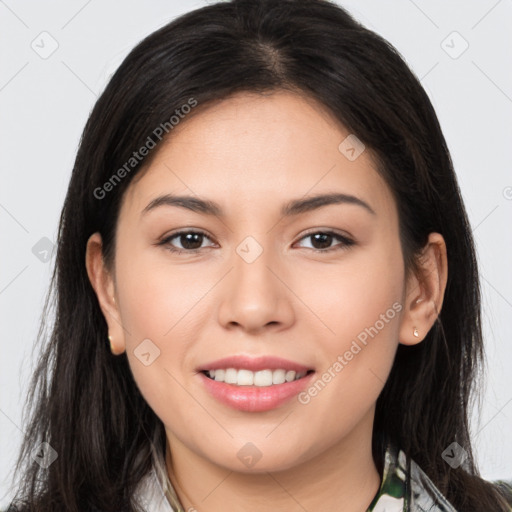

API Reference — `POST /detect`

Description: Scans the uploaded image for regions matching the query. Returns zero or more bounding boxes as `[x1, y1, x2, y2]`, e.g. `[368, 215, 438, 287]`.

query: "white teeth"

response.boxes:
[205, 368, 309, 386]
[237, 369, 254, 386]
[214, 369, 225, 382]
[285, 370, 296, 382]
[254, 369, 273, 387]
[224, 368, 238, 384]
[272, 369, 286, 385]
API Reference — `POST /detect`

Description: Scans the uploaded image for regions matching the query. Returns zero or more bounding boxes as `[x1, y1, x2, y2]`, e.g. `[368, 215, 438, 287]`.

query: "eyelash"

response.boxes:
[158, 229, 355, 255]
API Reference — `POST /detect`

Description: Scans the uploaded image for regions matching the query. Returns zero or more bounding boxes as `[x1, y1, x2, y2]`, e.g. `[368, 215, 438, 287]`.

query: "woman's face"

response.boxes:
[97, 91, 418, 472]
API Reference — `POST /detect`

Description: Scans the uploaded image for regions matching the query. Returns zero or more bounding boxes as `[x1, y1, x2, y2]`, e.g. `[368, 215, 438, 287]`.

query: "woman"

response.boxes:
[7, 0, 512, 510]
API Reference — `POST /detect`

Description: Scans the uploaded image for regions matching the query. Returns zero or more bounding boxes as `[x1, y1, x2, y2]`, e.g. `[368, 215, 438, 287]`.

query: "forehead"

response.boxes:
[121, 90, 396, 222]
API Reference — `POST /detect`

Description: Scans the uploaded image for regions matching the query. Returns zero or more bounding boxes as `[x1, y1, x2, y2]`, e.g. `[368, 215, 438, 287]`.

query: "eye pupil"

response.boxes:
[181, 232, 203, 250]
[311, 233, 332, 249]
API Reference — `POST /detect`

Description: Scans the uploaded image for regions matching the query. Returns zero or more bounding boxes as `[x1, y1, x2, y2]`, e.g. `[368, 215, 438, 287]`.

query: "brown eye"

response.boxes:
[295, 231, 355, 252]
[160, 230, 215, 254]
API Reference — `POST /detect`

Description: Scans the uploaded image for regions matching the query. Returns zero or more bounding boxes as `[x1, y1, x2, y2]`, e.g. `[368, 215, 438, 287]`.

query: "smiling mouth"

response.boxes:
[201, 368, 315, 387]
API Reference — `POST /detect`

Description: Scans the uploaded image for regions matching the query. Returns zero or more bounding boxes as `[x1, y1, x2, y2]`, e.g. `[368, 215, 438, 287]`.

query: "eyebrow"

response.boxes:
[142, 192, 376, 217]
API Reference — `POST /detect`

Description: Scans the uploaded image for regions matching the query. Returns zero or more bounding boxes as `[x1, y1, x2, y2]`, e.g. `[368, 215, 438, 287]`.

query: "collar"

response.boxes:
[368, 442, 457, 511]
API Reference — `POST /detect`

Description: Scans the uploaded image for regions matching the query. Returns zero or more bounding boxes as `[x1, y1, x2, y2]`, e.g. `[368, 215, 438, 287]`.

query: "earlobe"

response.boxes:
[399, 232, 448, 345]
[399, 296, 425, 345]
[85, 233, 126, 355]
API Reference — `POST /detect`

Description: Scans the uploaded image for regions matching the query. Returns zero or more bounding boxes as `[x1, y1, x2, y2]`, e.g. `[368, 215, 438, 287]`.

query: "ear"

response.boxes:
[85, 232, 126, 355]
[399, 232, 448, 345]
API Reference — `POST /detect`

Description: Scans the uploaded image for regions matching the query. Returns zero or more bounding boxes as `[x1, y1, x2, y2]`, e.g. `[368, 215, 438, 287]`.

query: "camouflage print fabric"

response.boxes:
[366, 443, 512, 512]
[368, 443, 457, 511]
[133, 442, 512, 512]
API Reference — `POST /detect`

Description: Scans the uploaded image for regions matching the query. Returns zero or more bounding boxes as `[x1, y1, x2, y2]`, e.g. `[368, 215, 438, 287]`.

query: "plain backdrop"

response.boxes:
[1, 0, 511, 507]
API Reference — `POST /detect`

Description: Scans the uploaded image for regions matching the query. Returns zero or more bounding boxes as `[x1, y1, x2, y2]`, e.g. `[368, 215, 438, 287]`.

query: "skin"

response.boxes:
[86, 90, 448, 512]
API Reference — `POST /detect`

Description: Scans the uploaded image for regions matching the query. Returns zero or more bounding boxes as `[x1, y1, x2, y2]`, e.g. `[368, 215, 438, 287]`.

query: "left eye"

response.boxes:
[294, 231, 355, 252]
[160, 230, 354, 254]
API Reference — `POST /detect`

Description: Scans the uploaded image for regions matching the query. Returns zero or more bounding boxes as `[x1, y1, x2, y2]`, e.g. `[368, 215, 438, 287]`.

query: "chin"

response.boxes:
[205, 444, 313, 474]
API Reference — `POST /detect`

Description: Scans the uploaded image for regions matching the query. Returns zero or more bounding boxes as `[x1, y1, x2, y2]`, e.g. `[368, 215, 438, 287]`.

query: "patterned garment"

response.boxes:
[368, 443, 458, 511]
[133, 442, 512, 512]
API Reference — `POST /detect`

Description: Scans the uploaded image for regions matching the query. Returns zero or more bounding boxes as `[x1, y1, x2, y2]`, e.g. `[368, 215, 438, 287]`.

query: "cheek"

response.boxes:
[115, 246, 210, 341]
[301, 243, 404, 347]
[293, 243, 404, 427]
[113, 246, 212, 411]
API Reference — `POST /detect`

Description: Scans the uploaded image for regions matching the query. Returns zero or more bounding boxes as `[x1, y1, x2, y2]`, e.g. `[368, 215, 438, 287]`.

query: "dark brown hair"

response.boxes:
[7, 0, 512, 510]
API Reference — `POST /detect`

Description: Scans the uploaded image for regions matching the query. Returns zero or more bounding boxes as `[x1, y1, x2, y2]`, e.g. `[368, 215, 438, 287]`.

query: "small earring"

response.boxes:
[108, 334, 114, 353]
[413, 327, 419, 338]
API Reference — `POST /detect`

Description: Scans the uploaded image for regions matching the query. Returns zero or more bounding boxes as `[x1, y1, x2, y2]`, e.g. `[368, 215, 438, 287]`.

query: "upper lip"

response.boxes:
[198, 355, 313, 373]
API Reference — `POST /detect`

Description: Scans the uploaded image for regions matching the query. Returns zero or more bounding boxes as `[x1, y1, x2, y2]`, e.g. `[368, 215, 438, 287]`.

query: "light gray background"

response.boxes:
[1, 0, 511, 507]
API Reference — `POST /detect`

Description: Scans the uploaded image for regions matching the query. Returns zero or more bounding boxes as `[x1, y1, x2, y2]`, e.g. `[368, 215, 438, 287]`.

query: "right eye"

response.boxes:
[159, 230, 216, 254]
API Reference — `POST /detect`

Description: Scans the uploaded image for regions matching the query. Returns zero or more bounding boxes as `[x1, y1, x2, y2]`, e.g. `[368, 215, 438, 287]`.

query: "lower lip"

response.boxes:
[199, 372, 315, 412]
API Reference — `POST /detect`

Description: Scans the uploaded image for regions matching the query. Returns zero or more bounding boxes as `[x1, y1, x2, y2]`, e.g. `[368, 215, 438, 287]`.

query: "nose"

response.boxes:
[216, 240, 296, 334]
